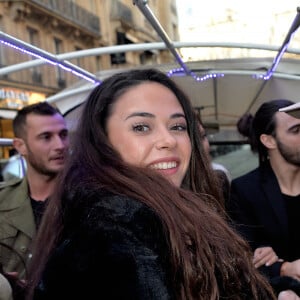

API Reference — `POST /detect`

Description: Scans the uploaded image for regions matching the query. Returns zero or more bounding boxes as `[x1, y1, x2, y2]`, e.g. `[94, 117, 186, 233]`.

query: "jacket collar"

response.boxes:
[1, 177, 30, 209]
[1, 177, 36, 238]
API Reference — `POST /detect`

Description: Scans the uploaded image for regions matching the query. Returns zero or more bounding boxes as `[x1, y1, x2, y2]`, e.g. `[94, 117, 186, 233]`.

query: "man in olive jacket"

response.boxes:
[0, 102, 69, 279]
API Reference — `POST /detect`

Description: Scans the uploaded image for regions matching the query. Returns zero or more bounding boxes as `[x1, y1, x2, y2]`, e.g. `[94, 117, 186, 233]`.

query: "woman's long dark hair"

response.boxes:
[26, 69, 275, 299]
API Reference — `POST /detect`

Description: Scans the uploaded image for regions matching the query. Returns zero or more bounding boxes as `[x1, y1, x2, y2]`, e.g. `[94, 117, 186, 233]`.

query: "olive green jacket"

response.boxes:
[0, 177, 35, 279]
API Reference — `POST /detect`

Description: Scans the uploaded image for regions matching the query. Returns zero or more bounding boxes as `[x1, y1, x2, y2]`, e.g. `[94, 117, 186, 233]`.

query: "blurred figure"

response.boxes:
[198, 120, 231, 180]
[227, 99, 300, 298]
[0, 102, 69, 280]
[0, 273, 12, 300]
[197, 114, 231, 205]
[25, 69, 275, 299]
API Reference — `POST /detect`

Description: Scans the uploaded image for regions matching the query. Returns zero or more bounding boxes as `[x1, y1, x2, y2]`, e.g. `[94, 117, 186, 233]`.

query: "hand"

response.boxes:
[278, 290, 300, 300]
[253, 246, 279, 268]
[2, 271, 26, 296]
[281, 259, 300, 281]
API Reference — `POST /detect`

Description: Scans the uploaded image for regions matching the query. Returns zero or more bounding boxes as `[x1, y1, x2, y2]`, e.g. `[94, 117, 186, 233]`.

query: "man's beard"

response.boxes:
[27, 149, 58, 177]
[276, 138, 300, 167]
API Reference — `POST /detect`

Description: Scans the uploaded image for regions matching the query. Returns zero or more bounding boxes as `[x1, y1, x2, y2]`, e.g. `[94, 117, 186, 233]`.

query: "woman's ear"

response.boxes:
[260, 134, 277, 150]
[12, 138, 27, 156]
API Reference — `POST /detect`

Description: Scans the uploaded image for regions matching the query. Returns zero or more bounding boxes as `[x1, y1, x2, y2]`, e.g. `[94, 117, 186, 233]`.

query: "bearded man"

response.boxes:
[0, 102, 69, 279]
[227, 99, 300, 299]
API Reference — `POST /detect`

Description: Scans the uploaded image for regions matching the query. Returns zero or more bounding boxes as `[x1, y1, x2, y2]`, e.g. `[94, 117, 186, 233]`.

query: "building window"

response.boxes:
[54, 37, 66, 88]
[27, 27, 42, 83]
[110, 31, 132, 65]
[75, 46, 82, 68]
[139, 50, 156, 65]
[96, 56, 101, 72]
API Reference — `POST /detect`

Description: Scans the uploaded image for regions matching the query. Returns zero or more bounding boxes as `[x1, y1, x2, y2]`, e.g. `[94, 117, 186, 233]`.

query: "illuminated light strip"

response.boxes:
[134, 1, 224, 82]
[255, 7, 300, 81]
[254, 42, 289, 81]
[0, 40, 56, 66]
[3, 42, 300, 77]
[167, 68, 224, 81]
[151, 3, 299, 83]
[1, 32, 224, 83]
[1, 35, 223, 84]
[0, 31, 101, 84]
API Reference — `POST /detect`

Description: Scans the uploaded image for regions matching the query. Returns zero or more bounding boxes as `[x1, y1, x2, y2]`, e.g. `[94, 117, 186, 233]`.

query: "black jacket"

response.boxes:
[33, 191, 173, 300]
[227, 161, 289, 278]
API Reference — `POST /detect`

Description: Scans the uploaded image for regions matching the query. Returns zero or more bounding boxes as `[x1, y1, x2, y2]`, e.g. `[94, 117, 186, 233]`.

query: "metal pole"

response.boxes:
[0, 31, 101, 84]
[1, 41, 299, 76]
[132, 0, 192, 76]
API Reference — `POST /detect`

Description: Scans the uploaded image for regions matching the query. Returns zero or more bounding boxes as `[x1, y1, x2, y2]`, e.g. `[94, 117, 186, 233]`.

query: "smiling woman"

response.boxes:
[25, 68, 275, 300]
[106, 81, 192, 187]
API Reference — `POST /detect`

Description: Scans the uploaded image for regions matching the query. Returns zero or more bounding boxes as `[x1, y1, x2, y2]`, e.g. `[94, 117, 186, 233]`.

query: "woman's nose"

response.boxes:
[155, 129, 177, 149]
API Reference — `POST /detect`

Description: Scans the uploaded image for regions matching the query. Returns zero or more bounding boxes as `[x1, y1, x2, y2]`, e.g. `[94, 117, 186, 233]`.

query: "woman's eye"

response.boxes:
[132, 124, 149, 132]
[291, 127, 300, 134]
[171, 124, 187, 131]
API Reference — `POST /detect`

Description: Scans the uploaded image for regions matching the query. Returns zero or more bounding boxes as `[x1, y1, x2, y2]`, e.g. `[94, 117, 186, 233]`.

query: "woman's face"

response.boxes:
[106, 82, 192, 187]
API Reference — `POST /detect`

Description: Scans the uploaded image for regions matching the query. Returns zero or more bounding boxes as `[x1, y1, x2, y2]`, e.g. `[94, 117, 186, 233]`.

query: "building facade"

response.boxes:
[0, 0, 179, 109]
[0, 0, 179, 157]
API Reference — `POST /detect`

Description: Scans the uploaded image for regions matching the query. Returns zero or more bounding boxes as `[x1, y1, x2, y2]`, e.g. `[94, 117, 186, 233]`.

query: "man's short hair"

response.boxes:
[13, 102, 62, 138]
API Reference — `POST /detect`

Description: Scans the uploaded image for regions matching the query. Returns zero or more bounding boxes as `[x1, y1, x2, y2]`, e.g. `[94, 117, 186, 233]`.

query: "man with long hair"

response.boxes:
[228, 99, 300, 299]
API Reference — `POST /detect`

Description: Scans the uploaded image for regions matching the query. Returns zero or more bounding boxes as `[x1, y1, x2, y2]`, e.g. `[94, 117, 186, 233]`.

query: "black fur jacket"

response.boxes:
[33, 190, 174, 300]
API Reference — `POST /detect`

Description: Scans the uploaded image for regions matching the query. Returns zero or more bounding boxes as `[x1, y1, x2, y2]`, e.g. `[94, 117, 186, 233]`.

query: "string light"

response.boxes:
[0, 31, 101, 85]
[167, 68, 224, 81]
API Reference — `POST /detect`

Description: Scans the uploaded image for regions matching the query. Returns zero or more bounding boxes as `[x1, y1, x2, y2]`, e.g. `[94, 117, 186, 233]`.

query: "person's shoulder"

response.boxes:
[94, 191, 149, 214]
[229, 169, 262, 204]
[73, 189, 148, 215]
[78, 190, 158, 224]
[212, 162, 228, 173]
[69, 190, 164, 246]
[212, 162, 231, 181]
[0, 177, 27, 207]
[232, 167, 259, 183]
[0, 177, 24, 190]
